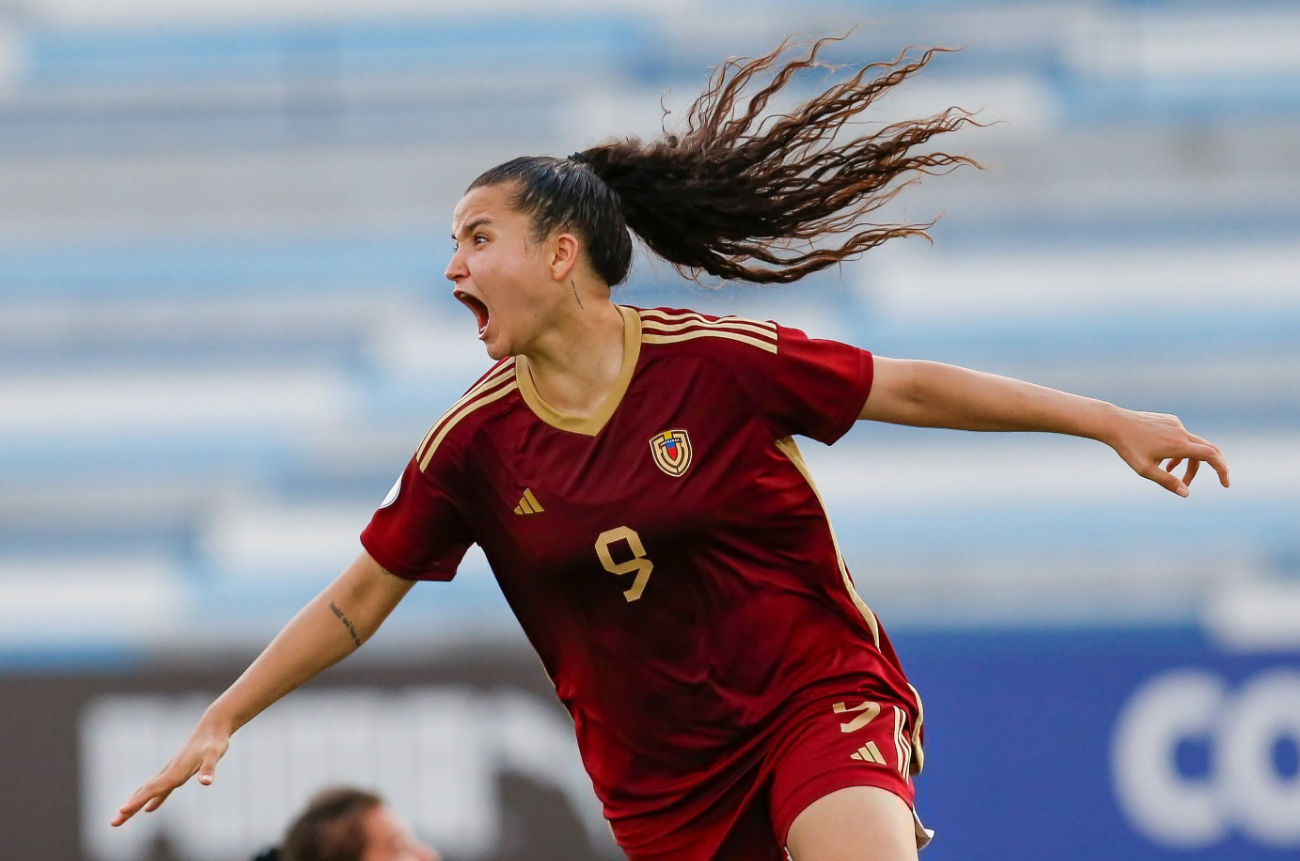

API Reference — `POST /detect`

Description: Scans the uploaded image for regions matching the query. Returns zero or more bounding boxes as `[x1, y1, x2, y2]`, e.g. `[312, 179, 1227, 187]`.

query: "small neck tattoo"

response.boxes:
[571, 279, 584, 309]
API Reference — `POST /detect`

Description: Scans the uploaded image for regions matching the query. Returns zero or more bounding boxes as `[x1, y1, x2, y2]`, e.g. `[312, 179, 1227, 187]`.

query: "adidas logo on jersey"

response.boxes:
[850, 742, 887, 765]
[514, 488, 545, 515]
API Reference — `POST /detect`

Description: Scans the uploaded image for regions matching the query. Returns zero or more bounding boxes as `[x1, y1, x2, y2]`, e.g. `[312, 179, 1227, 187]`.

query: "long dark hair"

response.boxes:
[469, 29, 980, 287]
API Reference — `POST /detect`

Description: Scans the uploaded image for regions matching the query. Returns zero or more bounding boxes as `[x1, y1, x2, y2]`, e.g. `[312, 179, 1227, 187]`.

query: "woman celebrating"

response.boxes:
[112, 33, 1230, 861]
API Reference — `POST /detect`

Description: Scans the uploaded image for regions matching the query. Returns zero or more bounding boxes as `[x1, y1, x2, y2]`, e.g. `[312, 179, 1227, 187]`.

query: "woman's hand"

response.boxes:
[110, 710, 233, 827]
[1106, 409, 1230, 497]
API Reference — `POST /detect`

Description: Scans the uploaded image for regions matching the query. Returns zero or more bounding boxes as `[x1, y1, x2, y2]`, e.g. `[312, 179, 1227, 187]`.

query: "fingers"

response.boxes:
[1163, 457, 1201, 488]
[199, 749, 219, 786]
[1184, 434, 1231, 487]
[111, 761, 196, 827]
[1129, 418, 1231, 496]
[1145, 463, 1189, 497]
[144, 787, 175, 812]
[1149, 442, 1225, 497]
[113, 783, 175, 826]
[111, 726, 230, 827]
[112, 786, 156, 827]
[1205, 446, 1230, 488]
[1184, 439, 1230, 488]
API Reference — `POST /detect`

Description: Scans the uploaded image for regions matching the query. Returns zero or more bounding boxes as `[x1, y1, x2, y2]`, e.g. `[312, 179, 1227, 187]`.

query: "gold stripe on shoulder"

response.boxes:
[642, 329, 778, 354]
[640, 316, 777, 340]
[639, 307, 772, 327]
[638, 308, 776, 339]
[420, 380, 518, 471]
[415, 360, 515, 461]
[774, 435, 881, 649]
[416, 359, 516, 462]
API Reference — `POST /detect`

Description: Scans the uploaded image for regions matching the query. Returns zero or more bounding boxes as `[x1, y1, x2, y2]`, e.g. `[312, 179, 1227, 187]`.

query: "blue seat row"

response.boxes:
[0, 490, 1285, 566]
[23, 16, 644, 87]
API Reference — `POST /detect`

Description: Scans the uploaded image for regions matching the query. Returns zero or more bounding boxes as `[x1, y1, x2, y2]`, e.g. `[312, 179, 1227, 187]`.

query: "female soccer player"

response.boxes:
[112, 33, 1230, 861]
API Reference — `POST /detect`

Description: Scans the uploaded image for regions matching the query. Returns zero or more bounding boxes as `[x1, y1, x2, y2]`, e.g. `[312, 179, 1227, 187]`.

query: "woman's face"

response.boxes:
[359, 804, 440, 861]
[445, 182, 573, 361]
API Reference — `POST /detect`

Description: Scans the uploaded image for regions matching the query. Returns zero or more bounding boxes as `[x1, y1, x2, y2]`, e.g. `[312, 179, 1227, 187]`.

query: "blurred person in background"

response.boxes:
[251, 786, 441, 861]
[111, 29, 1230, 861]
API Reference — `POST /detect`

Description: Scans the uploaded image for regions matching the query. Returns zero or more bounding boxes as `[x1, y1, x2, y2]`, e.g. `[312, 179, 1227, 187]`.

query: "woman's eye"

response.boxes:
[452, 236, 486, 251]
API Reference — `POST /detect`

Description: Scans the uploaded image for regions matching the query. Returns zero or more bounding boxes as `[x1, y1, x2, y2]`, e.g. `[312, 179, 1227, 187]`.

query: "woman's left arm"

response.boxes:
[860, 356, 1231, 498]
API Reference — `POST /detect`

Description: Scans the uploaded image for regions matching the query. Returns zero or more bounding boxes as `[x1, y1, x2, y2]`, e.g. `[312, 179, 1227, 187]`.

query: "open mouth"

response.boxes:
[453, 289, 491, 338]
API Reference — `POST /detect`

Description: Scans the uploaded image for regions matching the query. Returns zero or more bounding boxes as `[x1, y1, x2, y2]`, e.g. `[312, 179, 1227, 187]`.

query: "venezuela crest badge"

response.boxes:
[649, 429, 693, 477]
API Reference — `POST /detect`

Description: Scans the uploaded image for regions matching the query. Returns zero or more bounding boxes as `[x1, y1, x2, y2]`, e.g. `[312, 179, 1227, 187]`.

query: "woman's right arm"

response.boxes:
[111, 549, 416, 826]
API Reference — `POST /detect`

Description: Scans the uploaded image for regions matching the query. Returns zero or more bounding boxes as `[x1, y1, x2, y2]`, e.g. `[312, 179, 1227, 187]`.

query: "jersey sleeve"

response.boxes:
[359, 442, 476, 582]
[734, 320, 875, 445]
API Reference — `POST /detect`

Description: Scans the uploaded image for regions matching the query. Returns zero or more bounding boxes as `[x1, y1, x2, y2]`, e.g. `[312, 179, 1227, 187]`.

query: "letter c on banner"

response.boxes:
[1112, 669, 1227, 848]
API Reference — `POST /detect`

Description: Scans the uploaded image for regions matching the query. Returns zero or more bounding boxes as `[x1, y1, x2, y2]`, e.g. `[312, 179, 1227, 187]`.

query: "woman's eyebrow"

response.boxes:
[451, 217, 494, 240]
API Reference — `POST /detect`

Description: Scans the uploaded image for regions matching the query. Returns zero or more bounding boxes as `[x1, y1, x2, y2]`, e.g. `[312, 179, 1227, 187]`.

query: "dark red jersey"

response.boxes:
[361, 304, 924, 827]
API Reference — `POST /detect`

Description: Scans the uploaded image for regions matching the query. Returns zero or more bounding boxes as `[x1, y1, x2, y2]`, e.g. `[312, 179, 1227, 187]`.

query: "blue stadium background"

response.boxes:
[0, 1, 1296, 859]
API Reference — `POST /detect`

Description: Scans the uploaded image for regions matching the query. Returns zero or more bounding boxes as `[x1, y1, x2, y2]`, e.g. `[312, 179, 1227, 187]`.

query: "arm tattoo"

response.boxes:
[329, 601, 363, 649]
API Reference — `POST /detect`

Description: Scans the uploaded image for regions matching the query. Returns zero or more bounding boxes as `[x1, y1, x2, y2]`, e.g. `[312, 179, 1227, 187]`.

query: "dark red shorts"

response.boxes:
[610, 690, 932, 860]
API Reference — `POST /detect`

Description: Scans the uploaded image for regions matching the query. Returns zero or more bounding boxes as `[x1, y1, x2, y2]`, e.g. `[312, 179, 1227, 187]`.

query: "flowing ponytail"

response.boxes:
[469, 29, 980, 286]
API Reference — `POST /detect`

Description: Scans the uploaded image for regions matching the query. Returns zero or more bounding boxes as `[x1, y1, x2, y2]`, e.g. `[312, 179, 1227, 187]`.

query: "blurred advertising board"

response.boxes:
[906, 628, 1299, 861]
[4, 646, 620, 861]
[0, 630, 1295, 860]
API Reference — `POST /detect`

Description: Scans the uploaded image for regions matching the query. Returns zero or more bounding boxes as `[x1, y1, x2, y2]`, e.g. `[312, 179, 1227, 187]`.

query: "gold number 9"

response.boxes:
[595, 526, 654, 602]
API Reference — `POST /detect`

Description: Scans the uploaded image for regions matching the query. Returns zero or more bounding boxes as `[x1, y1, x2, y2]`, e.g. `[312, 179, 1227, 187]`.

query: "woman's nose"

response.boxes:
[444, 258, 462, 281]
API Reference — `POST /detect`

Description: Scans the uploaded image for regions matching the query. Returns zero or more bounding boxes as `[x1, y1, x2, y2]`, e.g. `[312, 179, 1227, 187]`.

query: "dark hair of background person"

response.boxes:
[467, 26, 983, 288]
[252, 786, 384, 861]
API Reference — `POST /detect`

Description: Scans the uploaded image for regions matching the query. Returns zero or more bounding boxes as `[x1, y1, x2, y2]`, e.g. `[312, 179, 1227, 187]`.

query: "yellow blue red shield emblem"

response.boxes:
[649, 429, 692, 477]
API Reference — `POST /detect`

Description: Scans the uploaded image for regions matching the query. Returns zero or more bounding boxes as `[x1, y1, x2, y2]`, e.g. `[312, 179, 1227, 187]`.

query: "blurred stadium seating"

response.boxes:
[2, 0, 1295, 661]
[1, 2, 1297, 859]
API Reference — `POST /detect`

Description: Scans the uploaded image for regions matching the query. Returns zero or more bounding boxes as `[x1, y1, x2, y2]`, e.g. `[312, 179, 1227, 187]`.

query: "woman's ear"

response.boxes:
[548, 232, 582, 281]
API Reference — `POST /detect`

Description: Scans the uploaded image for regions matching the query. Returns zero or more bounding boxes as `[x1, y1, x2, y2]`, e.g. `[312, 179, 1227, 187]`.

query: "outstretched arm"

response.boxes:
[111, 549, 415, 826]
[860, 356, 1230, 497]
